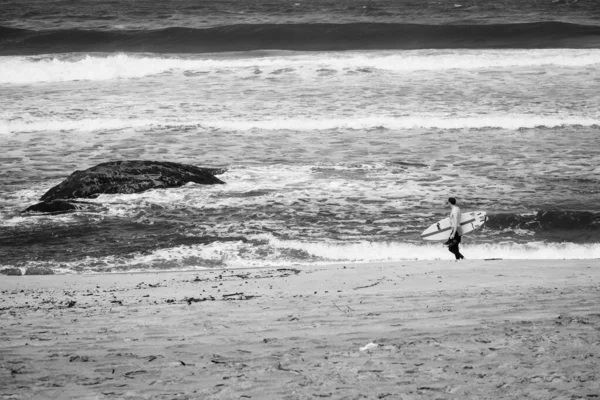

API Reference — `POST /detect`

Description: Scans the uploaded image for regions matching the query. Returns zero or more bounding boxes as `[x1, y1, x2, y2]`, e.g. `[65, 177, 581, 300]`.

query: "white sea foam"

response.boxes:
[246, 236, 600, 261]
[0, 118, 156, 134]
[2, 49, 600, 84]
[2, 115, 599, 135]
[0, 214, 76, 228]
[145, 240, 600, 263]
[0, 53, 190, 84]
[8, 240, 600, 274]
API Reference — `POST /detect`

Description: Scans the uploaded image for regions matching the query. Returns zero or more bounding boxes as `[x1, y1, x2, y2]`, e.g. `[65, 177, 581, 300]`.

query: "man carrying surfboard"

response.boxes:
[447, 197, 465, 260]
[420, 201, 486, 249]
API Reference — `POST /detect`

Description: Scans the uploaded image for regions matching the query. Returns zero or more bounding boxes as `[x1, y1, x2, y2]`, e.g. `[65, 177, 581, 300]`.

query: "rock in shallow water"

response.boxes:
[40, 160, 226, 201]
[24, 199, 80, 213]
[22, 160, 226, 213]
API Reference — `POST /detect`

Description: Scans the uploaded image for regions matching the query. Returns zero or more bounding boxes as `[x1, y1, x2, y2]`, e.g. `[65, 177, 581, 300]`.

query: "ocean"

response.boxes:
[1, 0, 599, 274]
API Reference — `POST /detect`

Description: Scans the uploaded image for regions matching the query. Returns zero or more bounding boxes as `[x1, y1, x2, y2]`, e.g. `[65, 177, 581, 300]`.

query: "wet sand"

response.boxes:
[1, 259, 599, 399]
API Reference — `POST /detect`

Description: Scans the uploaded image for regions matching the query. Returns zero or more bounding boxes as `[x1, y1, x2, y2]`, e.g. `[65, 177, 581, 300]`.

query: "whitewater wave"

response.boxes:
[5, 239, 600, 274]
[0, 118, 156, 134]
[0, 54, 186, 84]
[2, 49, 600, 84]
[254, 239, 600, 261]
[2, 115, 599, 135]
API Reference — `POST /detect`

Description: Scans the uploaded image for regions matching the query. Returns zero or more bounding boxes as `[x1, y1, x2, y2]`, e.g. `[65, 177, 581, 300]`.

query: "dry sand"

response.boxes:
[1, 259, 599, 399]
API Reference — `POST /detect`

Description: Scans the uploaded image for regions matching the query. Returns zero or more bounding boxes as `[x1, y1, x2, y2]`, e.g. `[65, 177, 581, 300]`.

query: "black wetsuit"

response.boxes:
[448, 234, 464, 260]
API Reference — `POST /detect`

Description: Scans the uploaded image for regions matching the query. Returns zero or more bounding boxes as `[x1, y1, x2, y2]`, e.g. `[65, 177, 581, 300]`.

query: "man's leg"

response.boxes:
[448, 242, 461, 259]
[448, 236, 465, 260]
[455, 235, 465, 259]
[455, 244, 465, 259]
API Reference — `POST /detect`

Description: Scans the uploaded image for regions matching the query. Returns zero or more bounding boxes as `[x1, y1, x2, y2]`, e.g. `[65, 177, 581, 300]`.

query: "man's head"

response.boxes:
[448, 197, 457, 206]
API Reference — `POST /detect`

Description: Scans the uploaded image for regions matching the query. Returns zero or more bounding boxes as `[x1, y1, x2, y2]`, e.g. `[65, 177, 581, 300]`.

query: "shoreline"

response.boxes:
[2, 259, 599, 399]
[5, 255, 600, 278]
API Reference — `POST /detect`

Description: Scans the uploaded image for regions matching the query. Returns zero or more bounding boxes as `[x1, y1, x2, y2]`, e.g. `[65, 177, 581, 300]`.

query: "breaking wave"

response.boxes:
[4, 240, 600, 274]
[2, 48, 600, 84]
[2, 115, 599, 135]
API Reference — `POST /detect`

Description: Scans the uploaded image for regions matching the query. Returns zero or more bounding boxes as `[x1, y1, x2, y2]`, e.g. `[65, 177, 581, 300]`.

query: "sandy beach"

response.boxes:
[1, 260, 599, 399]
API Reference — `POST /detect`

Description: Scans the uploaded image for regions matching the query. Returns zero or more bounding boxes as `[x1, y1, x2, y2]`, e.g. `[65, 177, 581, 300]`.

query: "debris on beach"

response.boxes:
[222, 292, 259, 301]
[360, 343, 379, 351]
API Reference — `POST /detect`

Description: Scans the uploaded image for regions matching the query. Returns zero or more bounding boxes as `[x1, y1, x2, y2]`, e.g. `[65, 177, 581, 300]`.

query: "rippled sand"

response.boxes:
[1, 259, 599, 399]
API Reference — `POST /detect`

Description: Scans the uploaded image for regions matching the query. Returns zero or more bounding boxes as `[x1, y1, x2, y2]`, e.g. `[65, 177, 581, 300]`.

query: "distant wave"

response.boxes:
[2, 116, 599, 135]
[482, 210, 600, 244]
[3, 49, 600, 84]
[488, 211, 600, 233]
[2, 21, 600, 55]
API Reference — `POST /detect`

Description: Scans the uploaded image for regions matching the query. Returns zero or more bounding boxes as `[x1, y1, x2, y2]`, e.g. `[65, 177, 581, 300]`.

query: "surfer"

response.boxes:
[447, 197, 465, 260]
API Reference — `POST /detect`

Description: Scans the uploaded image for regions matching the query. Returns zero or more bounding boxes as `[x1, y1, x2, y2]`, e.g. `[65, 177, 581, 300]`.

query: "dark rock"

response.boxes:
[24, 266, 54, 275]
[40, 160, 226, 202]
[23, 200, 102, 214]
[0, 268, 22, 276]
[23, 199, 79, 213]
[69, 355, 89, 362]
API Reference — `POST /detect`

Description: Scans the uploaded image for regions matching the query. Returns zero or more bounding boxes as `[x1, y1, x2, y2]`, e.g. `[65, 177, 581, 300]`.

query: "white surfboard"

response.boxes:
[421, 211, 487, 241]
